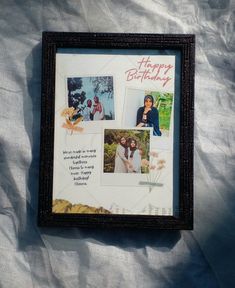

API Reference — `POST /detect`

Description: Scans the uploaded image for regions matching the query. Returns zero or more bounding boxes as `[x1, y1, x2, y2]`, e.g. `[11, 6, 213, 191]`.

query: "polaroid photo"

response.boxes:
[122, 87, 174, 150]
[67, 76, 115, 121]
[102, 128, 152, 186]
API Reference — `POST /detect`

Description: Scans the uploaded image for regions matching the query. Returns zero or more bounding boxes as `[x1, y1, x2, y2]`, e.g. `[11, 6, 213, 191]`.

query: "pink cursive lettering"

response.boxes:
[125, 56, 174, 87]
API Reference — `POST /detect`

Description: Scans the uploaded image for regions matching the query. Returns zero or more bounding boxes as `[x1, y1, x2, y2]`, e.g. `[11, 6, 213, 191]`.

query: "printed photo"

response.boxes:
[123, 88, 173, 137]
[67, 76, 115, 121]
[103, 129, 150, 174]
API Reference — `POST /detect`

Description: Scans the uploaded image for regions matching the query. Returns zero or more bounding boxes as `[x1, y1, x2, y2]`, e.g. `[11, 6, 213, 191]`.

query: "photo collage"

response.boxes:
[52, 52, 176, 216]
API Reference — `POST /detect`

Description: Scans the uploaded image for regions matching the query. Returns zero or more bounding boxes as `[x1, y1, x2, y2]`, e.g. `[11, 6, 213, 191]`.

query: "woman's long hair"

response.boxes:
[129, 138, 138, 158]
[119, 136, 128, 159]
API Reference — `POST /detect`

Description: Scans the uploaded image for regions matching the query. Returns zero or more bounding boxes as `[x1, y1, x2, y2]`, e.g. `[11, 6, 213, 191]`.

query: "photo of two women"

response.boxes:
[103, 129, 150, 174]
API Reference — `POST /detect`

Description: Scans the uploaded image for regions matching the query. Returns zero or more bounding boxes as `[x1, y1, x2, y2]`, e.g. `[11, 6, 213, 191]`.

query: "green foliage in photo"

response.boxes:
[145, 91, 173, 131]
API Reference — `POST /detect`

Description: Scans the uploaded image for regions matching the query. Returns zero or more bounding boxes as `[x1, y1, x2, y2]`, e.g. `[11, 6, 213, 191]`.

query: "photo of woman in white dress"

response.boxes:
[92, 96, 105, 120]
[114, 137, 129, 173]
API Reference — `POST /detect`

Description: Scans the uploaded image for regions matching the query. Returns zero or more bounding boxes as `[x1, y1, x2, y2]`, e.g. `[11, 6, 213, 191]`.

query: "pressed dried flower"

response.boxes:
[62, 122, 84, 133]
[157, 159, 166, 165]
[149, 151, 159, 157]
[73, 116, 83, 125]
[157, 164, 165, 170]
[150, 165, 156, 170]
[61, 107, 75, 118]
[141, 159, 149, 167]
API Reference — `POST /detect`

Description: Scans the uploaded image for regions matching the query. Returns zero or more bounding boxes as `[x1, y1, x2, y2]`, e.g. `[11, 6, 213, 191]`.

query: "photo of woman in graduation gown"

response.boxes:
[114, 137, 129, 173]
[127, 139, 141, 173]
[136, 95, 162, 136]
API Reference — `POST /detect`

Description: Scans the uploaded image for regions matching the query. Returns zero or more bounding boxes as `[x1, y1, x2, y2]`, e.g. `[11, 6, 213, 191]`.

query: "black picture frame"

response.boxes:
[38, 32, 195, 229]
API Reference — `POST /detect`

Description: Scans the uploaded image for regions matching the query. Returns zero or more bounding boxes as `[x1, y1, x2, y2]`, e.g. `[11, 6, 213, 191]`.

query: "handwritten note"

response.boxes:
[63, 149, 97, 186]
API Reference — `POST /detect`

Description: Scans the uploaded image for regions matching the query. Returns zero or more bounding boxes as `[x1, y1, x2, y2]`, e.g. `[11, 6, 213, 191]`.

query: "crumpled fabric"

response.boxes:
[0, 0, 234, 287]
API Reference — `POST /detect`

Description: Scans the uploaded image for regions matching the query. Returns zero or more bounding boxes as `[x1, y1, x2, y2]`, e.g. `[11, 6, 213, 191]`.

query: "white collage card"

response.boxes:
[52, 51, 176, 216]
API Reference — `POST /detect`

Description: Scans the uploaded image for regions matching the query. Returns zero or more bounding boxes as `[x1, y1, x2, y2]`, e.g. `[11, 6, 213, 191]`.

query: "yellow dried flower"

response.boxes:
[61, 107, 75, 118]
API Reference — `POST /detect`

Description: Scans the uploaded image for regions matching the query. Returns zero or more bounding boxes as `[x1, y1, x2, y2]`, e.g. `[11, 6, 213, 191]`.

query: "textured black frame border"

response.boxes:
[38, 32, 195, 229]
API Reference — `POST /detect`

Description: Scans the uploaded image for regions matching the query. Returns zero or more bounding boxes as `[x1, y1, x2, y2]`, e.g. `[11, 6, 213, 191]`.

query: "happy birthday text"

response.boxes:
[125, 56, 173, 87]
